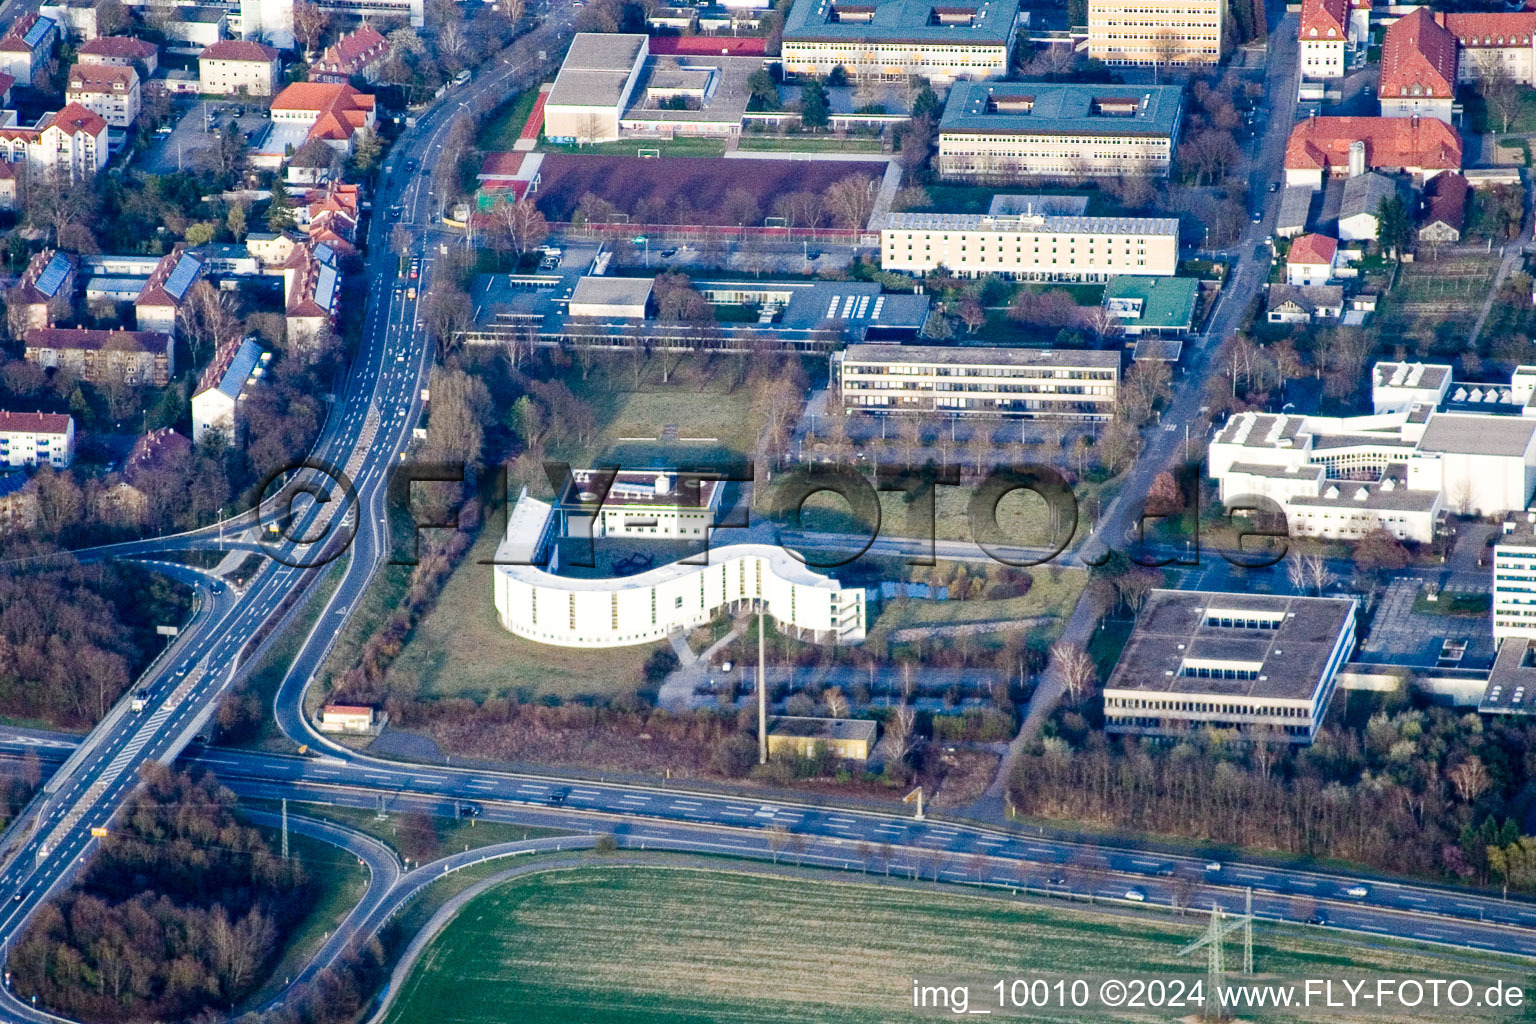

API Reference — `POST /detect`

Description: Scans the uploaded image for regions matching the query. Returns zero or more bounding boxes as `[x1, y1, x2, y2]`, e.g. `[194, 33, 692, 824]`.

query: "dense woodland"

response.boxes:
[0, 562, 191, 727]
[1009, 692, 1536, 890]
[9, 767, 310, 1022]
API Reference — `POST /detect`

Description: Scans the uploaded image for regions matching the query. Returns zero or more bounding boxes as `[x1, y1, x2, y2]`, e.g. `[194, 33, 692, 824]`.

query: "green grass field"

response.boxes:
[244, 800, 577, 858]
[538, 137, 729, 158]
[384, 520, 657, 703]
[381, 866, 1528, 1024]
[736, 136, 885, 154]
[477, 90, 541, 151]
[867, 567, 1087, 644]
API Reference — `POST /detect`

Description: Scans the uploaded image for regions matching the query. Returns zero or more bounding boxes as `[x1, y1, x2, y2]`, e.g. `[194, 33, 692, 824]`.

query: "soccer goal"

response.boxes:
[638, 148, 661, 158]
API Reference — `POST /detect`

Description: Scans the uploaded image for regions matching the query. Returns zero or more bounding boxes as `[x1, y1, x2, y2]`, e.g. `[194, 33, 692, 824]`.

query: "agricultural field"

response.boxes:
[381, 866, 1524, 1024]
[531, 154, 881, 226]
[1369, 257, 1498, 358]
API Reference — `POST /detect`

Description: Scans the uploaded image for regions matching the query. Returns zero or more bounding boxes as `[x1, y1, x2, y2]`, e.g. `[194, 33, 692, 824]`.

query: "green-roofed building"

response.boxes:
[1103, 275, 1199, 337]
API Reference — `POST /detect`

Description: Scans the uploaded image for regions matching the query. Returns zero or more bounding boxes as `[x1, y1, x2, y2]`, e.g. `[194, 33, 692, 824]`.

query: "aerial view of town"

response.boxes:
[6, 0, 1536, 1017]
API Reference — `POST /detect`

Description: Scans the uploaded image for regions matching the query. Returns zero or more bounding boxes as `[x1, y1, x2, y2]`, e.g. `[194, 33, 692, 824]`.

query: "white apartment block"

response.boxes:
[198, 40, 280, 96]
[937, 81, 1184, 180]
[1493, 518, 1536, 640]
[0, 411, 73, 468]
[779, 0, 1018, 82]
[1209, 363, 1536, 543]
[1088, 0, 1226, 67]
[65, 63, 139, 127]
[834, 344, 1120, 420]
[1103, 590, 1358, 746]
[881, 211, 1179, 280]
[493, 490, 865, 649]
[0, 103, 107, 181]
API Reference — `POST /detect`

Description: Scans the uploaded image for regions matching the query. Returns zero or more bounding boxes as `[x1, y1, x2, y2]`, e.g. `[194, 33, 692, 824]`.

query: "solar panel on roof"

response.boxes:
[314, 243, 336, 265]
[314, 264, 338, 311]
[35, 253, 69, 297]
[21, 17, 50, 48]
[162, 253, 201, 301]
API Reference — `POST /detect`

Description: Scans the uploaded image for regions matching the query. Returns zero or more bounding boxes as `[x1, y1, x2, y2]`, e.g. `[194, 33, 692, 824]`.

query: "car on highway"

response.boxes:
[409, 259, 421, 279]
[454, 69, 471, 86]
[405, 287, 417, 300]
[1344, 885, 1369, 898]
[1204, 861, 1222, 872]
[1308, 912, 1329, 925]
[131, 689, 150, 712]
[405, 158, 419, 172]
[806, 251, 822, 260]
[1250, 211, 1263, 223]
[660, 248, 677, 258]
[1124, 889, 1146, 902]
[458, 801, 482, 817]
[546, 787, 570, 806]
[1048, 873, 1066, 885]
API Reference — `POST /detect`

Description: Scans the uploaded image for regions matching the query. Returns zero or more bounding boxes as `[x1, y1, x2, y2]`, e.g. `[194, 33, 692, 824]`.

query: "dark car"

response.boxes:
[458, 801, 482, 817]
[1048, 873, 1067, 885]
[806, 251, 822, 260]
[546, 787, 570, 806]
[1308, 912, 1328, 926]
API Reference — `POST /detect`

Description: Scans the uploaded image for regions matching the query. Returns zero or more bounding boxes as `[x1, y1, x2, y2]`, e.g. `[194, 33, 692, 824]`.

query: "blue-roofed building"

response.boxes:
[191, 336, 267, 444]
[938, 81, 1185, 180]
[136, 246, 203, 334]
[284, 241, 340, 356]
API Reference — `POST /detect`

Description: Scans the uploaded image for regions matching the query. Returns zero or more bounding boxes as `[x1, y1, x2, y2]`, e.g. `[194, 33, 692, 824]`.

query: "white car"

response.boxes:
[1344, 885, 1369, 898]
[1124, 889, 1146, 902]
[1204, 862, 1222, 872]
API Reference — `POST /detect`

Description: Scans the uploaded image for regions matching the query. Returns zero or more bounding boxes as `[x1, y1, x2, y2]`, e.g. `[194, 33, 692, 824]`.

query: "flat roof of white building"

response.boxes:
[885, 212, 1179, 236]
[1418, 412, 1536, 457]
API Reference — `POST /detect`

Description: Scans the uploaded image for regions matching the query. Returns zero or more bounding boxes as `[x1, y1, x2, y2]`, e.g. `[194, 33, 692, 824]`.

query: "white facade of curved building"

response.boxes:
[492, 492, 866, 649]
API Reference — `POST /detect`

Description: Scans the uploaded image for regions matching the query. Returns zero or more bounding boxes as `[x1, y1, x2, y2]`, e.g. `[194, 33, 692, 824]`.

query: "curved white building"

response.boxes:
[492, 490, 866, 649]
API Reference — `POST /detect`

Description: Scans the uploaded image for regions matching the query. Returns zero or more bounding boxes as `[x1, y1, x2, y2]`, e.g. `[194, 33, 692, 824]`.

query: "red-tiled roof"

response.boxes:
[126, 427, 190, 479]
[44, 103, 107, 137]
[199, 39, 279, 62]
[313, 25, 387, 76]
[0, 411, 70, 434]
[1381, 8, 1457, 99]
[24, 327, 170, 352]
[271, 82, 374, 144]
[67, 64, 137, 93]
[1438, 11, 1536, 48]
[1299, 0, 1348, 41]
[1285, 116, 1463, 172]
[322, 704, 374, 716]
[1289, 233, 1339, 265]
[1422, 170, 1469, 230]
[78, 36, 156, 59]
[645, 35, 765, 55]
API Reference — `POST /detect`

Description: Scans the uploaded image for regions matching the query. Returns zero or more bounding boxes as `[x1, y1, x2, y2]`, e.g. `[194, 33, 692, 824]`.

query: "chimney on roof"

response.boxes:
[1348, 139, 1365, 178]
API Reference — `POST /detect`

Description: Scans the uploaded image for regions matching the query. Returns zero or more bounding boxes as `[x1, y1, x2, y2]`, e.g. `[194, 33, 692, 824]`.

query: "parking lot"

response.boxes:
[137, 99, 272, 175]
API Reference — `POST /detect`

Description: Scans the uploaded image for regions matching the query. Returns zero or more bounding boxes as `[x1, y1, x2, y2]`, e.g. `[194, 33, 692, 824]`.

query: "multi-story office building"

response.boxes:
[937, 81, 1184, 180]
[1087, 0, 1225, 67]
[881, 210, 1179, 280]
[834, 344, 1120, 419]
[1494, 517, 1536, 640]
[1102, 590, 1358, 745]
[0, 411, 73, 468]
[780, 0, 1019, 82]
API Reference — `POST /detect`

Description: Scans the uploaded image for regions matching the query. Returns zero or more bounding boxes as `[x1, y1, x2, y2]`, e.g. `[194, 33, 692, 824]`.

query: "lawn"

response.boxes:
[1412, 588, 1492, 617]
[549, 355, 782, 465]
[239, 827, 369, 1010]
[736, 136, 885, 154]
[538, 137, 728, 158]
[380, 865, 1524, 1024]
[384, 519, 658, 703]
[867, 567, 1087, 643]
[793, 482, 1075, 546]
[1458, 84, 1536, 135]
[477, 89, 540, 151]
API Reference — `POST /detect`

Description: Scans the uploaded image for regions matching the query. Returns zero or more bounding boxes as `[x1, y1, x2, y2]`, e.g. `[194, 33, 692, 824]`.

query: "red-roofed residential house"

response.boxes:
[77, 36, 159, 75]
[66, 63, 140, 127]
[1287, 233, 1341, 286]
[311, 26, 389, 83]
[0, 411, 73, 467]
[302, 181, 360, 251]
[0, 103, 109, 180]
[1380, 8, 1458, 122]
[265, 82, 376, 163]
[198, 39, 280, 96]
[23, 327, 174, 386]
[1284, 115, 1462, 188]
[1299, 0, 1349, 81]
[0, 160, 18, 211]
[1419, 171, 1469, 244]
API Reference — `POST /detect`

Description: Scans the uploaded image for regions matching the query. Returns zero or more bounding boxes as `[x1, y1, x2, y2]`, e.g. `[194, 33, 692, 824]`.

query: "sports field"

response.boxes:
[381, 866, 1525, 1024]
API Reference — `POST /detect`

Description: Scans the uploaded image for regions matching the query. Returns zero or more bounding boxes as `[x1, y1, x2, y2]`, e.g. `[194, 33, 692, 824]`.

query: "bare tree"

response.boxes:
[1449, 756, 1491, 804]
[292, 1, 329, 55]
[1051, 641, 1097, 704]
[825, 174, 880, 230]
[1477, 52, 1521, 134]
